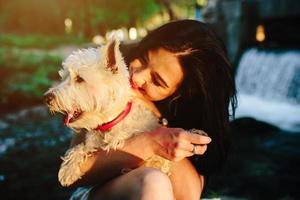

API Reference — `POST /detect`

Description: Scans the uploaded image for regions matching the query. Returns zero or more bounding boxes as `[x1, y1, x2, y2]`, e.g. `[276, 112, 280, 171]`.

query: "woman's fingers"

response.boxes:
[167, 143, 194, 162]
[192, 144, 208, 155]
[174, 141, 208, 156]
[161, 141, 207, 161]
[155, 140, 193, 161]
[175, 140, 194, 152]
[178, 130, 211, 145]
[151, 127, 211, 162]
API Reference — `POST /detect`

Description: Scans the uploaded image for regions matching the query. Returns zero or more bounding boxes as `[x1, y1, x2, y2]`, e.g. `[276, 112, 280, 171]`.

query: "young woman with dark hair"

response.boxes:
[69, 19, 237, 200]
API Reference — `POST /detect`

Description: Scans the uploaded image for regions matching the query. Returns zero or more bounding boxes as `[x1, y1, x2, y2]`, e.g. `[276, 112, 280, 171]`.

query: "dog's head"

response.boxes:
[44, 39, 131, 130]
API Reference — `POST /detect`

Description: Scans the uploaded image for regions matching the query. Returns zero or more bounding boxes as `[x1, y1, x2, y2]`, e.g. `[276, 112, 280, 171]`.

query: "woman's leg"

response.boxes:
[169, 158, 204, 200]
[89, 167, 174, 200]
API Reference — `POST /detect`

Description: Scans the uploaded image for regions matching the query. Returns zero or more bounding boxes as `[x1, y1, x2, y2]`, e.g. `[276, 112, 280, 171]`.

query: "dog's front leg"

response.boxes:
[58, 143, 90, 186]
[58, 131, 104, 186]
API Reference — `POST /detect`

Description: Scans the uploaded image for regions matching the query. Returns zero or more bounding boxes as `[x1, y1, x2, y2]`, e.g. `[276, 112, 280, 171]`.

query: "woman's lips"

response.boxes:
[130, 78, 139, 90]
[138, 88, 147, 95]
[130, 78, 147, 96]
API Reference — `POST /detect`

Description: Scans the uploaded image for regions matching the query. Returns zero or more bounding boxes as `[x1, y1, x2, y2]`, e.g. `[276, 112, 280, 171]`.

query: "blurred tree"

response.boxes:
[83, 0, 93, 38]
[0, 0, 65, 35]
[155, 0, 177, 20]
[89, 0, 161, 35]
[154, 0, 196, 21]
[0, 0, 195, 38]
[0, 0, 162, 37]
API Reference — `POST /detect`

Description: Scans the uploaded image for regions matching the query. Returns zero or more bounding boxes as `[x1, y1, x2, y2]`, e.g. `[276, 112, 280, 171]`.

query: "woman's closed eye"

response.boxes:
[151, 73, 162, 87]
[151, 72, 169, 88]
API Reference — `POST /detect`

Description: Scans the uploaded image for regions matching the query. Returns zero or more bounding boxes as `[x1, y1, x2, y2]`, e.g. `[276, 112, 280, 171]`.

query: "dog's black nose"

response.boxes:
[44, 93, 55, 105]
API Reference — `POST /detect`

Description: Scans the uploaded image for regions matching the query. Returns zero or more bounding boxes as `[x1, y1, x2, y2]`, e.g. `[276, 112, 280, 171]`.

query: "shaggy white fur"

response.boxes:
[45, 40, 171, 186]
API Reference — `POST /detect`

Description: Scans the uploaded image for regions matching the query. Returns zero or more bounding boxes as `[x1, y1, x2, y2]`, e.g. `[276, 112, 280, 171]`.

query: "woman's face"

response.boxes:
[129, 48, 184, 101]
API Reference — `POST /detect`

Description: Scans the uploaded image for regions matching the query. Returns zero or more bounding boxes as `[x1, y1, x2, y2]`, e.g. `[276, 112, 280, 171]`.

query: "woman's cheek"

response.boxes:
[144, 88, 157, 101]
[148, 88, 166, 101]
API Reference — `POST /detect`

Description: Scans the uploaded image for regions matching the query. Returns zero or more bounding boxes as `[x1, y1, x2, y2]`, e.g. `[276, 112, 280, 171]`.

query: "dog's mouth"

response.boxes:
[63, 109, 83, 124]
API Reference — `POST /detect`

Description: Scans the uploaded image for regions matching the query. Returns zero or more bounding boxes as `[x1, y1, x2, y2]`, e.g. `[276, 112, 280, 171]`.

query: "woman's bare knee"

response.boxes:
[139, 168, 174, 200]
[89, 167, 173, 200]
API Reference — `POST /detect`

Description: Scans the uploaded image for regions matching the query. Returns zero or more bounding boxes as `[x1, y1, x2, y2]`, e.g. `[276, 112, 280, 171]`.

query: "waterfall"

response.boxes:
[235, 48, 300, 132]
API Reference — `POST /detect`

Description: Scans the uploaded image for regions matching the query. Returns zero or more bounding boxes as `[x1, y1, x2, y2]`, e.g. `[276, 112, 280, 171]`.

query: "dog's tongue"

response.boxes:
[64, 111, 74, 125]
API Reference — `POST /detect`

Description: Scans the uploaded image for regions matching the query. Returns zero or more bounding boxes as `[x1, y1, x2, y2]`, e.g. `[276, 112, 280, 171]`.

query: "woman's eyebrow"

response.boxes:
[153, 72, 169, 88]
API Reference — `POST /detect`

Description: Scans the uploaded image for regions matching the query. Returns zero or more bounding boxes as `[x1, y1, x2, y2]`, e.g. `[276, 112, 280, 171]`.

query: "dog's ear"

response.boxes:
[102, 38, 128, 76]
[106, 39, 118, 74]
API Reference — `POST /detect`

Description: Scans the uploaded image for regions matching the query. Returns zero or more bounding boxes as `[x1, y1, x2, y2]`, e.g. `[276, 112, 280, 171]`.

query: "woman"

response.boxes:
[70, 19, 237, 200]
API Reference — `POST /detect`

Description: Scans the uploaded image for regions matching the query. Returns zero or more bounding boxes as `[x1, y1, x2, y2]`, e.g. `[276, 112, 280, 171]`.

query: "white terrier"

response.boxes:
[44, 40, 171, 186]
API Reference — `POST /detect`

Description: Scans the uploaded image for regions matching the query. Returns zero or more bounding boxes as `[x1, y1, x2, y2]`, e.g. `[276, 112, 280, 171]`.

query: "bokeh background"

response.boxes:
[0, 0, 299, 199]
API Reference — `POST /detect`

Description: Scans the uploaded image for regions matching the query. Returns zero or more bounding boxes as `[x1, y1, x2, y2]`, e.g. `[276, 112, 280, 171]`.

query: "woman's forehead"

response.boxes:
[148, 48, 184, 88]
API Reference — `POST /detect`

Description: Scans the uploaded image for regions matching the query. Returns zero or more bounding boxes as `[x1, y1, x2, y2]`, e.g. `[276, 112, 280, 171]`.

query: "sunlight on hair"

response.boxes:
[174, 48, 197, 56]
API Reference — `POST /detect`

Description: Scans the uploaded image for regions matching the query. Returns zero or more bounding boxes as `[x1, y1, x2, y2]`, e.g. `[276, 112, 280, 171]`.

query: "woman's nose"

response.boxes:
[132, 68, 150, 88]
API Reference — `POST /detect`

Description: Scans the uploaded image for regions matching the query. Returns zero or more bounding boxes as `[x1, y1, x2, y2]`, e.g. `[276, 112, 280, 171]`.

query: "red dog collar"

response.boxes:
[95, 101, 133, 132]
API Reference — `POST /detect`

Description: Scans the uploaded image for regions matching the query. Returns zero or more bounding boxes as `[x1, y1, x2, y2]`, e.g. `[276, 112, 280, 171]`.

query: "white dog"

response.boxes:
[44, 40, 171, 186]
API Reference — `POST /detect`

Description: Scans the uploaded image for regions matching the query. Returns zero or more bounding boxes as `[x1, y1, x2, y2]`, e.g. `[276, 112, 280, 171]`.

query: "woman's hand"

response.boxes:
[146, 127, 212, 162]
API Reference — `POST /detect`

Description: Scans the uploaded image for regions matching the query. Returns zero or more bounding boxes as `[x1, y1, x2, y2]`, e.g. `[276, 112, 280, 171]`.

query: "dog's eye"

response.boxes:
[75, 75, 84, 83]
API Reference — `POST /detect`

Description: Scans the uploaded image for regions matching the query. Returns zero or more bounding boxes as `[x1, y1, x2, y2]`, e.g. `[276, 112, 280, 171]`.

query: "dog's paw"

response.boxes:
[57, 145, 88, 186]
[144, 156, 172, 176]
[58, 162, 83, 186]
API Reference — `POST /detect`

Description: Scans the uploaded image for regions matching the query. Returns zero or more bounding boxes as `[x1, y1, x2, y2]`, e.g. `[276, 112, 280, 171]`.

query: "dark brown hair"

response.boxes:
[125, 20, 237, 175]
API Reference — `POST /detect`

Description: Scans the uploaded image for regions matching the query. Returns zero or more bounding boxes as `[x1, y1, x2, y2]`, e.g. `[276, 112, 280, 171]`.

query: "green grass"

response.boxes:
[0, 46, 63, 111]
[0, 33, 89, 112]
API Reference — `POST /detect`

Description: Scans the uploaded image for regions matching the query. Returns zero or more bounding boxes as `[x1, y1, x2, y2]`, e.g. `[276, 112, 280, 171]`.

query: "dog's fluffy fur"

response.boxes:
[45, 40, 171, 186]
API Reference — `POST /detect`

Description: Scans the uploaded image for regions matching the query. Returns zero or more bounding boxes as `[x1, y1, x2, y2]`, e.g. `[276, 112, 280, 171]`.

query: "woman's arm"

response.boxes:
[70, 127, 211, 187]
[69, 131, 153, 187]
